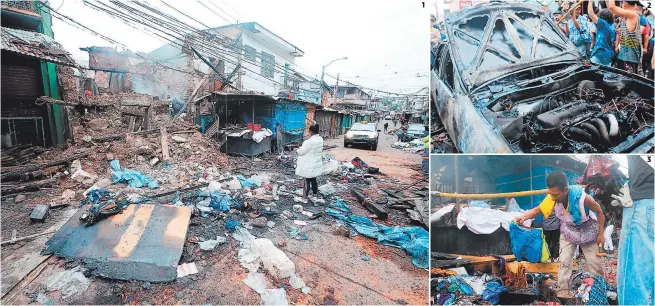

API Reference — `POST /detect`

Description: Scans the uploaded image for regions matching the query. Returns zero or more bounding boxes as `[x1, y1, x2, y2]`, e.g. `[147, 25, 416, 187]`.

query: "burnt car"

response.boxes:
[431, 2, 654, 153]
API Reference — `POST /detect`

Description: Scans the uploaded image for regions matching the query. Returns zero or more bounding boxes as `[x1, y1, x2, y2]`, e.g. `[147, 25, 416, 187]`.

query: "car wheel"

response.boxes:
[372, 142, 378, 151]
[344, 141, 348, 148]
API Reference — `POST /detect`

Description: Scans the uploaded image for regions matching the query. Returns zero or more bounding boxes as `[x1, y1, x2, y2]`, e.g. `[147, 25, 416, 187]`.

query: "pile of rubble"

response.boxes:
[1, 102, 429, 304]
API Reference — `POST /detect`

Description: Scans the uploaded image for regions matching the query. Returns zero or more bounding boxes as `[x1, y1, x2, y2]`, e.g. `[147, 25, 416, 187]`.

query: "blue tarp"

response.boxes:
[110, 160, 159, 189]
[273, 100, 307, 139]
[326, 205, 429, 269]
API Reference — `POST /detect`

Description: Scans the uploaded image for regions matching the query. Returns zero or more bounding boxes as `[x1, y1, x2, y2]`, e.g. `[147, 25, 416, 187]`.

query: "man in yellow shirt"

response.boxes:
[515, 171, 606, 291]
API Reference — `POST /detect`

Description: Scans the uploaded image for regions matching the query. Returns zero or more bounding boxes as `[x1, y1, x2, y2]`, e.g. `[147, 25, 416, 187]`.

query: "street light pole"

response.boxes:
[319, 56, 347, 107]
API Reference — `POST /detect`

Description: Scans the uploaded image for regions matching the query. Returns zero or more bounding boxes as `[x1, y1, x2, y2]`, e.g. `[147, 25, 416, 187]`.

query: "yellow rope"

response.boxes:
[430, 189, 549, 199]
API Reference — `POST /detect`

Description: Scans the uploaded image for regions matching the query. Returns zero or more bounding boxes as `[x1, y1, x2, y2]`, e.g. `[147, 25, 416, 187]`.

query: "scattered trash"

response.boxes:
[14, 194, 26, 203]
[110, 160, 159, 189]
[361, 254, 371, 261]
[243, 272, 267, 294]
[46, 266, 91, 299]
[294, 220, 307, 226]
[30, 204, 50, 222]
[171, 135, 187, 143]
[177, 262, 198, 278]
[301, 211, 314, 217]
[252, 217, 268, 228]
[197, 236, 227, 251]
[61, 189, 76, 201]
[318, 183, 337, 195]
[260, 288, 288, 305]
[293, 204, 304, 213]
[226, 219, 241, 231]
[266, 221, 276, 228]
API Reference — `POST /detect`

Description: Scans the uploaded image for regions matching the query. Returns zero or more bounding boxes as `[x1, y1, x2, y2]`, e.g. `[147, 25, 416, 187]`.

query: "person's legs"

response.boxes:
[618, 198, 655, 305]
[303, 178, 310, 197]
[557, 233, 575, 290]
[310, 177, 318, 195]
[580, 241, 604, 277]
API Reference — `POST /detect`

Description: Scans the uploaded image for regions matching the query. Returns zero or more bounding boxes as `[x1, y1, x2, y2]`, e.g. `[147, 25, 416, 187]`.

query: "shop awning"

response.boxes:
[1, 27, 76, 66]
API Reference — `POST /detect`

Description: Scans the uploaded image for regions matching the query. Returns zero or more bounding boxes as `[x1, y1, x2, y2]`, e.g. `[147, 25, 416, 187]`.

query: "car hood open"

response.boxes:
[445, 1, 582, 90]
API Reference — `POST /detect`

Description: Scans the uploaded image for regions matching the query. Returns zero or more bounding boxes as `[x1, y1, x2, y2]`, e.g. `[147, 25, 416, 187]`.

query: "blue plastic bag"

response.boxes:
[110, 160, 159, 189]
[225, 219, 240, 231]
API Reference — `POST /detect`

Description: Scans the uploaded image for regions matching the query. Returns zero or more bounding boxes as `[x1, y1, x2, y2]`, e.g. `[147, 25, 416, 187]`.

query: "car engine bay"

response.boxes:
[481, 66, 654, 153]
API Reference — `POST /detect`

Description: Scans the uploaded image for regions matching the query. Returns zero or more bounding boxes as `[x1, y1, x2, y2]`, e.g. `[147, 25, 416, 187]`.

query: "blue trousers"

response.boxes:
[618, 198, 654, 305]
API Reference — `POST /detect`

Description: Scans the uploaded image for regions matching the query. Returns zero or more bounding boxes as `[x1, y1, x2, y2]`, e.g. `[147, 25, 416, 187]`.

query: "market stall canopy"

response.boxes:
[1, 27, 76, 66]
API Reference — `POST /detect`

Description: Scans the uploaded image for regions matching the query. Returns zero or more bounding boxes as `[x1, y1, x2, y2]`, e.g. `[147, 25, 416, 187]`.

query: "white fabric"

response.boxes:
[456, 206, 531, 234]
[252, 129, 272, 143]
[295, 135, 324, 178]
[430, 204, 455, 223]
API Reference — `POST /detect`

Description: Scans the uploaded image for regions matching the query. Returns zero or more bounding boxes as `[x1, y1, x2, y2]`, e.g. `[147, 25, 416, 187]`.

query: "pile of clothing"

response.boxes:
[579, 156, 629, 228]
[575, 276, 617, 305]
[508, 222, 550, 263]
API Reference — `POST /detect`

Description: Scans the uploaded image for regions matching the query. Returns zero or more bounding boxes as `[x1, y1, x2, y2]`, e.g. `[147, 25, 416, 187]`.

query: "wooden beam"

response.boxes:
[506, 261, 560, 276]
[161, 127, 170, 162]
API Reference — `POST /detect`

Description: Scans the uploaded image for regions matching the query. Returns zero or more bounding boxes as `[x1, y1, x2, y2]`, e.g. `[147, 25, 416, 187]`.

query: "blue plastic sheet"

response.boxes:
[110, 160, 159, 189]
[331, 199, 352, 214]
[274, 100, 307, 137]
[326, 207, 429, 269]
[225, 219, 240, 231]
[469, 200, 490, 208]
[482, 281, 508, 305]
[208, 193, 233, 211]
[236, 175, 261, 188]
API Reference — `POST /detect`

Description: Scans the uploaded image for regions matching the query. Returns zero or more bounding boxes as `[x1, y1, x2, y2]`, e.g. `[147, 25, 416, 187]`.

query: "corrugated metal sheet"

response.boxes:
[1, 27, 75, 66]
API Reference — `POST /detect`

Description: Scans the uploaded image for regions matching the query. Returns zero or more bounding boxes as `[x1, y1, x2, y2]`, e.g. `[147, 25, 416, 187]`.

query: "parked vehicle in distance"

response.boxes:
[344, 122, 380, 150]
[404, 123, 428, 142]
[431, 2, 654, 153]
[384, 115, 392, 120]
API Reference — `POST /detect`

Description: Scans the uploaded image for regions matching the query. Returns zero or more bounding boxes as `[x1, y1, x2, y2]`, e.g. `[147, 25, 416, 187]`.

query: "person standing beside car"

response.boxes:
[608, 0, 642, 74]
[295, 124, 324, 199]
[566, 5, 593, 59]
[588, 1, 616, 66]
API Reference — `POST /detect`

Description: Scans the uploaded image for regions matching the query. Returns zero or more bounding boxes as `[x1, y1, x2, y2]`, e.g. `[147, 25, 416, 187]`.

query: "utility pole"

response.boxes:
[320, 56, 347, 107]
[284, 63, 289, 89]
[332, 73, 340, 107]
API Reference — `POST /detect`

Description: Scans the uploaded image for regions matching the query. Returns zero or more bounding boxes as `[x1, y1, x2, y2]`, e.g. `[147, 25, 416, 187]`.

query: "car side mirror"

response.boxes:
[345, 129, 349, 133]
[377, 130, 381, 132]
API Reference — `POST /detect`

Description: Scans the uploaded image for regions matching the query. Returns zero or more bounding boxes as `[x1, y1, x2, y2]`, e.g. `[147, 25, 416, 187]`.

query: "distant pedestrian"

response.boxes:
[396, 128, 405, 142]
[198, 97, 214, 133]
[588, 1, 616, 66]
[393, 119, 398, 127]
[609, 0, 642, 74]
[384, 122, 389, 132]
[295, 124, 324, 199]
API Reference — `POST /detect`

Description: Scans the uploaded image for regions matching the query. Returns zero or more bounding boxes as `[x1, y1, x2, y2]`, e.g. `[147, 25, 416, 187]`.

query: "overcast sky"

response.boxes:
[50, 0, 430, 95]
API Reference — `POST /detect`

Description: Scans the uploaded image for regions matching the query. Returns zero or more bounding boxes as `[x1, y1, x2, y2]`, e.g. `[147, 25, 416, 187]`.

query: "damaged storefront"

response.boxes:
[201, 93, 275, 156]
[1, 17, 75, 149]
